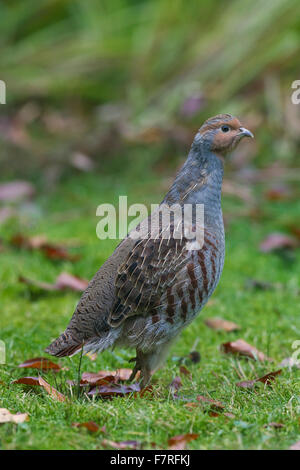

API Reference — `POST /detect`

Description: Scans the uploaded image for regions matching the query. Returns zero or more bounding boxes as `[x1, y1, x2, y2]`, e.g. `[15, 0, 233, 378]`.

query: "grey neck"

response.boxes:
[163, 142, 224, 210]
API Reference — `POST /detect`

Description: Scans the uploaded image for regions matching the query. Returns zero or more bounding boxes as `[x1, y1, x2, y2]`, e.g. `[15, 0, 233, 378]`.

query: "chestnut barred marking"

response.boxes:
[181, 298, 188, 320]
[187, 262, 198, 289]
[166, 286, 175, 317]
[152, 314, 160, 324]
[210, 253, 216, 289]
[197, 251, 208, 294]
[188, 287, 196, 310]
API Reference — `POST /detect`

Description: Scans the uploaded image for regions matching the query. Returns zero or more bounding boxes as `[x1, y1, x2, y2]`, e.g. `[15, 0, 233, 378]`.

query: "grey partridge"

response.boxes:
[46, 114, 253, 387]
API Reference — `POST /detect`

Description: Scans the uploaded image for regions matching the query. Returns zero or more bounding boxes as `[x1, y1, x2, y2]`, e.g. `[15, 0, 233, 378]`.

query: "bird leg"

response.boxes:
[129, 349, 152, 388]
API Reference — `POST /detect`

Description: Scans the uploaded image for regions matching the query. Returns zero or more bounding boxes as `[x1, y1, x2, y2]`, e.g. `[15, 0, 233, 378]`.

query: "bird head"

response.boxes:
[196, 114, 253, 156]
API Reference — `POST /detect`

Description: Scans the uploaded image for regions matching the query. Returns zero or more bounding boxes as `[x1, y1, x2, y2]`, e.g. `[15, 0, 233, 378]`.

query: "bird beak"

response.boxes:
[238, 127, 254, 139]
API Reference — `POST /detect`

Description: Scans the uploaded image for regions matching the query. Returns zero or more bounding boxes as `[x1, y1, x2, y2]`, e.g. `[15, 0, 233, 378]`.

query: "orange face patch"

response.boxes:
[198, 115, 244, 154]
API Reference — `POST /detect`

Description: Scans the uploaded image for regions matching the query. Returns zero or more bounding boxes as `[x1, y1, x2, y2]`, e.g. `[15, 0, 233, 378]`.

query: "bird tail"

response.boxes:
[45, 329, 83, 357]
[45, 326, 122, 358]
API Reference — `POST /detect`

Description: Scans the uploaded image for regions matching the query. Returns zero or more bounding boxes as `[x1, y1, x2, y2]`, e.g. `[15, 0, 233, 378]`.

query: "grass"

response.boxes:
[0, 168, 299, 450]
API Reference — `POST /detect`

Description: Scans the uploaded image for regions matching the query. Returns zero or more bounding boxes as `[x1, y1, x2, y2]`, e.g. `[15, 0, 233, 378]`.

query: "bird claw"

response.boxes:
[129, 357, 151, 388]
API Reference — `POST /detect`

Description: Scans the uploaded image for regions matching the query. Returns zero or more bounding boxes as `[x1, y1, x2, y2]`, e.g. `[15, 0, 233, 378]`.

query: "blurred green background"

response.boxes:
[0, 0, 300, 181]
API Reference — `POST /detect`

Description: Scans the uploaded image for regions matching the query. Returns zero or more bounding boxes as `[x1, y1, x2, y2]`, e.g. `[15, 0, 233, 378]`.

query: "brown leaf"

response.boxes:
[260, 233, 298, 253]
[42, 244, 80, 262]
[11, 234, 46, 249]
[0, 181, 35, 202]
[72, 421, 100, 433]
[235, 379, 256, 389]
[264, 422, 284, 429]
[101, 439, 141, 449]
[80, 372, 116, 387]
[0, 408, 29, 424]
[88, 382, 141, 398]
[257, 370, 282, 384]
[224, 412, 235, 419]
[265, 185, 291, 201]
[179, 366, 192, 378]
[168, 433, 199, 450]
[196, 395, 225, 411]
[19, 272, 88, 293]
[14, 376, 67, 402]
[18, 357, 61, 371]
[38, 376, 66, 402]
[11, 234, 79, 261]
[205, 317, 240, 332]
[55, 273, 88, 291]
[81, 368, 135, 386]
[184, 402, 198, 410]
[13, 377, 40, 386]
[236, 370, 281, 389]
[221, 339, 271, 361]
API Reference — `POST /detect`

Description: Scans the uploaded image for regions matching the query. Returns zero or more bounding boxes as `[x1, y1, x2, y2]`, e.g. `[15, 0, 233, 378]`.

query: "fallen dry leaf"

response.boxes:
[205, 317, 240, 332]
[11, 234, 80, 261]
[13, 375, 66, 402]
[236, 370, 281, 389]
[221, 339, 271, 361]
[0, 181, 35, 202]
[264, 185, 291, 201]
[0, 408, 29, 424]
[19, 272, 88, 293]
[168, 433, 199, 450]
[18, 357, 61, 371]
[88, 382, 141, 398]
[38, 376, 66, 402]
[80, 374, 116, 387]
[13, 376, 40, 386]
[115, 368, 135, 381]
[179, 366, 192, 378]
[196, 395, 225, 411]
[81, 368, 135, 387]
[260, 233, 298, 253]
[54, 273, 88, 291]
[224, 412, 235, 419]
[72, 421, 100, 433]
[264, 422, 284, 429]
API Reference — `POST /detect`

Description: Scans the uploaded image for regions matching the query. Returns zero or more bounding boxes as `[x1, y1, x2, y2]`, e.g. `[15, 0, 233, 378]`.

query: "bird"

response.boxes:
[45, 114, 253, 387]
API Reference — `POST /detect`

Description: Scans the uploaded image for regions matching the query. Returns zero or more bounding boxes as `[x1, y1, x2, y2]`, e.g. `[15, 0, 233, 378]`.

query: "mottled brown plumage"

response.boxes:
[46, 114, 253, 387]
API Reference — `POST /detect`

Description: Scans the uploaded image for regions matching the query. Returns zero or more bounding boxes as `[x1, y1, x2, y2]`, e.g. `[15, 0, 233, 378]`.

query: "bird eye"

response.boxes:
[221, 125, 230, 133]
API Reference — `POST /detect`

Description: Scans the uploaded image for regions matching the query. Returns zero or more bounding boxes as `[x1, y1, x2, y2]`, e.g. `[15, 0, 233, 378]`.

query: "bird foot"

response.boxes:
[129, 352, 152, 388]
